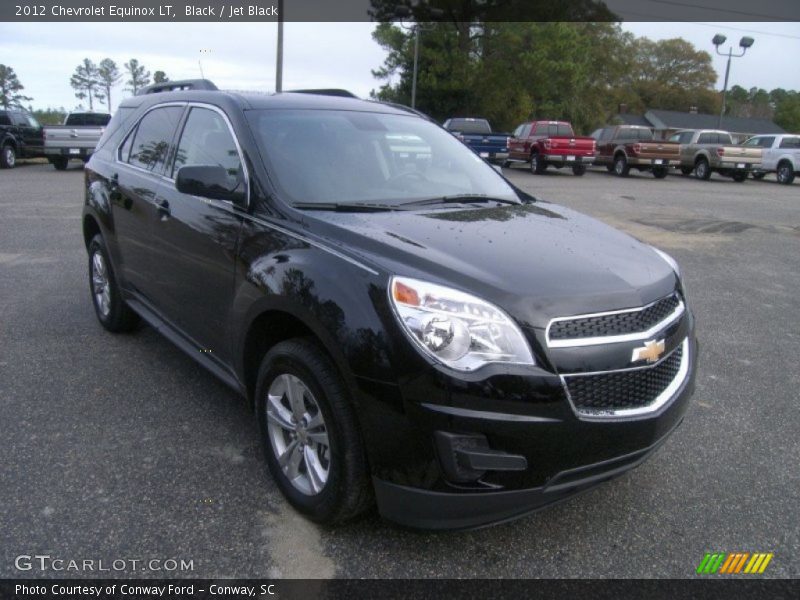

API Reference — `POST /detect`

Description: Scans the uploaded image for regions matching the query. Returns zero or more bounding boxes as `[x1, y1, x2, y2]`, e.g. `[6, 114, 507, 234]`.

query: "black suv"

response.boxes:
[0, 108, 45, 168]
[83, 82, 697, 529]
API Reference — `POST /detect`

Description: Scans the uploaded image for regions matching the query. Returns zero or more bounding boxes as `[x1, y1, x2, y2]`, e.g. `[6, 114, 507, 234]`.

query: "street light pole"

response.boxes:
[411, 25, 420, 109]
[712, 34, 754, 129]
[275, 0, 284, 93]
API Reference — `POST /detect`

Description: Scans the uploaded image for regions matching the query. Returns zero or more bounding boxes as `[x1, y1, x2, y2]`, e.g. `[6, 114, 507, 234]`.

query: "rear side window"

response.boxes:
[0, 113, 10, 126]
[446, 119, 491, 135]
[779, 137, 800, 149]
[758, 136, 776, 148]
[66, 113, 111, 126]
[555, 124, 573, 136]
[126, 106, 184, 172]
[172, 107, 242, 181]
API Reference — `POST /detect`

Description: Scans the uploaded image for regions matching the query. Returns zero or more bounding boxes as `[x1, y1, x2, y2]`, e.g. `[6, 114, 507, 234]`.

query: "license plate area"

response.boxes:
[69, 148, 80, 155]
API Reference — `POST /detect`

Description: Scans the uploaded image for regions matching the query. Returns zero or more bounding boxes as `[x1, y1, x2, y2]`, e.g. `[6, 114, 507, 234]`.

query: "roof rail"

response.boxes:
[137, 79, 218, 95]
[288, 89, 358, 98]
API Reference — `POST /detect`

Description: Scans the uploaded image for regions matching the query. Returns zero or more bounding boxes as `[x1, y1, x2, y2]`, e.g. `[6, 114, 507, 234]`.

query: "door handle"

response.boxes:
[155, 198, 171, 218]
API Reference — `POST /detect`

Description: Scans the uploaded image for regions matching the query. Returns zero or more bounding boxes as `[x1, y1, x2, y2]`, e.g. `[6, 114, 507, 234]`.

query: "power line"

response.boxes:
[635, 0, 796, 21]
[620, 16, 800, 41]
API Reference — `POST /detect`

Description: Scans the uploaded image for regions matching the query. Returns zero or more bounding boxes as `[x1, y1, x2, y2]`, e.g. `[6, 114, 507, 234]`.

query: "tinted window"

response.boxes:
[0, 113, 11, 126]
[758, 136, 776, 148]
[779, 136, 800, 149]
[445, 119, 492, 135]
[698, 133, 715, 144]
[66, 113, 111, 126]
[247, 109, 518, 207]
[127, 106, 184, 172]
[718, 133, 733, 144]
[10, 112, 28, 126]
[555, 124, 573, 136]
[635, 128, 653, 141]
[172, 107, 242, 182]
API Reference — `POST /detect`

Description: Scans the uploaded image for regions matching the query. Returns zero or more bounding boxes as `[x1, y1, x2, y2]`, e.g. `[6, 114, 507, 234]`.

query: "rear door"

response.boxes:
[148, 104, 246, 363]
[111, 104, 185, 299]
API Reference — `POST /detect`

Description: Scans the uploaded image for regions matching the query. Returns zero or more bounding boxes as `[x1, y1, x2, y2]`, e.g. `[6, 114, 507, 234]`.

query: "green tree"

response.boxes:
[70, 59, 104, 110]
[773, 91, 800, 132]
[124, 59, 151, 94]
[153, 70, 169, 84]
[0, 64, 32, 109]
[31, 107, 67, 125]
[97, 58, 122, 110]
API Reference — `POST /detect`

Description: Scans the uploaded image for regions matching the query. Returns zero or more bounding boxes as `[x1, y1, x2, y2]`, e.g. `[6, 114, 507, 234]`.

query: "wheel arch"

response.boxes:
[83, 214, 102, 250]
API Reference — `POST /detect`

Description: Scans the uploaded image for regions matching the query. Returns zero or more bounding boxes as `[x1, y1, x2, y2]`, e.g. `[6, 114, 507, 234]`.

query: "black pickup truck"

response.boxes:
[0, 108, 45, 168]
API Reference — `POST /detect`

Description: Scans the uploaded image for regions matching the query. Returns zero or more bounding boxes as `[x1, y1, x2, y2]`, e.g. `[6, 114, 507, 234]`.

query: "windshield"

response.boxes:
[246, 109, 519, 207]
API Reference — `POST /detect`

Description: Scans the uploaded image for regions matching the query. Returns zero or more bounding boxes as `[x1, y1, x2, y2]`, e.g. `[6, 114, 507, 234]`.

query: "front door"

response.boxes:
[148, 105, 246, 364]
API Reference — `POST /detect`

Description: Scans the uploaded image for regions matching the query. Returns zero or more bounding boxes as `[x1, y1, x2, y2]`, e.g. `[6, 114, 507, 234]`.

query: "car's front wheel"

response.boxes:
[88, 234, 140, 332]
[256, 339, 372, 524]
[1, 144, 16, 169]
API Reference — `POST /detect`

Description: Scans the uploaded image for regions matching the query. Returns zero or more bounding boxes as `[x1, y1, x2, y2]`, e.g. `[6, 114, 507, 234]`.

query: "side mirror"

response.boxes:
[175, 165, 245, 206]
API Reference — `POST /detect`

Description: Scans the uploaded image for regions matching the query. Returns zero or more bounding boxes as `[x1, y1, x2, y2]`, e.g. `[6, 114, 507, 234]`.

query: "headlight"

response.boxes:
[651, 246, 681, 278]
[389, 276, 535, 371]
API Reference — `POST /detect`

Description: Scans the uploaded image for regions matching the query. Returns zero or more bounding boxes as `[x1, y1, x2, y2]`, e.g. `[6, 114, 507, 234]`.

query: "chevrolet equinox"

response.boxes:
[82, 81, 697, 529]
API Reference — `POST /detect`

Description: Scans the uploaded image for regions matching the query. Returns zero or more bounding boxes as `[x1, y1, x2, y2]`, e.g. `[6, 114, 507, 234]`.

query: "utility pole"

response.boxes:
[275, 0, 284, 92]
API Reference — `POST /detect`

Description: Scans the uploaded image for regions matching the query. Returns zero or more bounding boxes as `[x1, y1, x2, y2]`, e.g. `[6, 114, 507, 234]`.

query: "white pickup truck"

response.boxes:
[44, 112, 111, 170]
[744, 134, 800, 184]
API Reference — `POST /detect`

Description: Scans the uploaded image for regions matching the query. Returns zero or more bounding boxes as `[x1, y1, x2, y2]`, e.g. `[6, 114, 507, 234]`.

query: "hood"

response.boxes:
[303, 202, 678, 329]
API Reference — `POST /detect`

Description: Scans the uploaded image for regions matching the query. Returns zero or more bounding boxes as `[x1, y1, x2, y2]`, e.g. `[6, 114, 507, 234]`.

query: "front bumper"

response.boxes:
[361, 330, 697, 530]
[374, 416, 683, 530]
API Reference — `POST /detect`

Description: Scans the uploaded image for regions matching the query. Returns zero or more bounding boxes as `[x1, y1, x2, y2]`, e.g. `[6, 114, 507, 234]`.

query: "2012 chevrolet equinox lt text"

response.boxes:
[82, 82, 697, 530]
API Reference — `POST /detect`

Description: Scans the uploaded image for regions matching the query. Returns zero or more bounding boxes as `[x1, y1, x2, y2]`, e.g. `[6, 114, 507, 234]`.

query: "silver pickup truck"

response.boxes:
[744, 134, 800, 185]
[669, 129, 762, 182]
[44, 112, 111, 170]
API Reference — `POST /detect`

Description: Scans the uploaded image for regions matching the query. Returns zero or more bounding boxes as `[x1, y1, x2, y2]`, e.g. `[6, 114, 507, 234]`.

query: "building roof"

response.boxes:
[644, 109, 785, 135]
[612, 113, 651, 127]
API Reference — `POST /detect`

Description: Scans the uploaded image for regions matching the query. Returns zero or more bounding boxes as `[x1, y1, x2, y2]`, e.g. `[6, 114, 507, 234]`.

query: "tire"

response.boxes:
[680, 166, 693, 176]
[501, 160, 510, 169]
[530, 152, 546, 175]
[572, 164, 587, 176]
[751, 172, 766, 180]
[776, 161, 796, 185]
[1, 144, 16, 169]
[52, 157, 69, 171]
[694, 158, 711, 181]
[256, 338, 373, 524]
[731, 172, 747, 183]
[613, 154, 629, 177]
[605, 163, 615, 173]
[88, 234, 140, 332]
[653, 167, 668, 179]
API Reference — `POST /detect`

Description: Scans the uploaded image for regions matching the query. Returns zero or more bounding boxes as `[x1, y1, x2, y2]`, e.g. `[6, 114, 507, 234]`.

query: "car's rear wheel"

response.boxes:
[613, 154, 629, 177]
[52, 157, 69, 171]
[1, 144, 16, 169]
[572, 164, 587, 176]
[776, 161, 795, 185]
[256, 338, 373, 524]
[694, 158, 711, 180]
[88, 234, 140, 332]
[530, 153, 546, 174]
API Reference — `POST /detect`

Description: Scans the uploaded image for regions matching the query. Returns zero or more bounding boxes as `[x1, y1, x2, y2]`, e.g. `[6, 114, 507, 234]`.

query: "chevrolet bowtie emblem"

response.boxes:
[632, 339, 665, 363]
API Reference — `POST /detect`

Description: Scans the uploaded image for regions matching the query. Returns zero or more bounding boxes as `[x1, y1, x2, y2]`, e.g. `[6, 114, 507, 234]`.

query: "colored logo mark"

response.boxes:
[696, 552, 774, 575]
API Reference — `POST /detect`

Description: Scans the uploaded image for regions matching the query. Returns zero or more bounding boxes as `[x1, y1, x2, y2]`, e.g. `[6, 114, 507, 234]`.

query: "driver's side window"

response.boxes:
[172, 107, 242, 182]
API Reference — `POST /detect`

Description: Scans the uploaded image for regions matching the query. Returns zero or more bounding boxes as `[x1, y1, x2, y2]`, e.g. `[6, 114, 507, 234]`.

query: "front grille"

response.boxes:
[565, 344, 683, 412]
[549, 293, 681, 341]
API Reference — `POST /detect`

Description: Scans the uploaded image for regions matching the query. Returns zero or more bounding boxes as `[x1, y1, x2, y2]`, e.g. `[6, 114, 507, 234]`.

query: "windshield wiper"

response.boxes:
[292, 202, 401, 212]
[398, 194, 522, 208]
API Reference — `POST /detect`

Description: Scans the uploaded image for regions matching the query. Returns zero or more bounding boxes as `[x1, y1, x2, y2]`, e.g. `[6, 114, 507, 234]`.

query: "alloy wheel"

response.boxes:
[265, 373, 330, 496]
[91, 251, 111, 317]
[4, 146, 15, 168]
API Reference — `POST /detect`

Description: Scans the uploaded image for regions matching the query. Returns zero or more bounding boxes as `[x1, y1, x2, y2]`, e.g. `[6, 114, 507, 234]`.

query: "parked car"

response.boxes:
[668, 129, 762, 182]
[44, 111, 112, 170]
[594, 125, 679, 178]
[443, 117, 510, 162]
[83, 82, 697, 530]
[0, 108, 45, 168]
[744, 134, 800, 185]
[507, 120, 595, 175]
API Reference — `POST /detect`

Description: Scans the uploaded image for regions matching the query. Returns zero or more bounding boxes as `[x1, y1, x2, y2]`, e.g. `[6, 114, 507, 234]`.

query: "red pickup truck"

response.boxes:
[506, 120, 596, 175]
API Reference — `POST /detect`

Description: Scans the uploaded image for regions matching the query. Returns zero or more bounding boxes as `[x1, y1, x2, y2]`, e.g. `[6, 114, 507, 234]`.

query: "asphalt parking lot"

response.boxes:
[1, 160, 798, 579]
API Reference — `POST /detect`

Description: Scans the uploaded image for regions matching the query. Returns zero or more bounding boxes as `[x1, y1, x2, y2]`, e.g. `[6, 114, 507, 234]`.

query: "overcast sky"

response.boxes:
[0, 21, 797, 113]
